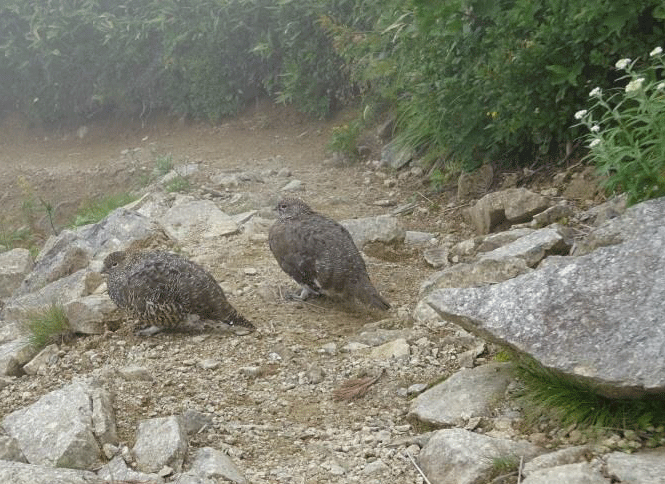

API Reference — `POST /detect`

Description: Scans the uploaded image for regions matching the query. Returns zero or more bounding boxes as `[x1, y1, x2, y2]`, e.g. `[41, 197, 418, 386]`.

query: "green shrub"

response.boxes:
[0, 0, 354, 122]
[325, 0, 665, 169]
[327, 119, 362, 159]
[575, 46, 665, 205]
[73, 193, 137, 227]
[24, 304, 71, 350]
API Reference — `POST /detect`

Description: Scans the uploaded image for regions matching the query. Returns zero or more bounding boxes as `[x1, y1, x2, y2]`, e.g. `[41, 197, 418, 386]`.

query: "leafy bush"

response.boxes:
[327, 120, 363, 159]
[325, 0, 665, 169]
[0, 0, 354, 123]
[575, 47, 665, 205]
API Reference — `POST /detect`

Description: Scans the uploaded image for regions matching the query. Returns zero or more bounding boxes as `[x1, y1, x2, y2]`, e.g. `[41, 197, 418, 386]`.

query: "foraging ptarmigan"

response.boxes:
[102, 250, 254, 333]
[268, 197, 390, 310]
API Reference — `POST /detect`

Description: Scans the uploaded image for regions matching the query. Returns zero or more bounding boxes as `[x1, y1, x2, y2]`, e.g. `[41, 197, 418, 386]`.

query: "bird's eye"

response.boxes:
[112, 262, 118, 267]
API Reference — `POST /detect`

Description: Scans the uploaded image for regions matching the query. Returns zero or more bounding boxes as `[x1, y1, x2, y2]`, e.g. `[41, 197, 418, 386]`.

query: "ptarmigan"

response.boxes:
[268, 197, 390, 310]
[102, 250, 254, 334]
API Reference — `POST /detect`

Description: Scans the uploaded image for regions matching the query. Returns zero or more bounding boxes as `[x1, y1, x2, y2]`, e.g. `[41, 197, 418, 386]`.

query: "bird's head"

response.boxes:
[101, 251, 127, 275]
[276, 198, 313, 220]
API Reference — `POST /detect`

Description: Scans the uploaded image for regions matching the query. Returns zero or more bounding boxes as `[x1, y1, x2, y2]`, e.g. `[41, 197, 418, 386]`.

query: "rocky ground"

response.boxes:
[1, 103, 658, 484]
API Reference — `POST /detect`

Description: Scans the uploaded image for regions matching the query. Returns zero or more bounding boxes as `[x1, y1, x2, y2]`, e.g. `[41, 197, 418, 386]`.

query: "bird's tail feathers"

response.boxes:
[224, 309, 255, 330]
[356, 283, 391, 311]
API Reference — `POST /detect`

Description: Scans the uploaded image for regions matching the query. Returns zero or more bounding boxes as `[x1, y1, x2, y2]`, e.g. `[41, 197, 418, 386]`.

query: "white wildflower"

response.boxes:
[615, 58, 631, 70]
[650, 46, 663, 57]
[574, 109, 588, 120]
[589, 87, 602, 98]
[657, 81, 665, 91]
[625, 77, 645, 93]
[589, 138, 601, 148]
[590, 125, 600, 133]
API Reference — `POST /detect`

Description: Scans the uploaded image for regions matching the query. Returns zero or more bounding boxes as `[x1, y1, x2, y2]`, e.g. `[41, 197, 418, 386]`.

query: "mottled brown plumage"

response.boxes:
[268, 198, 390, 310]
[102, 250, 254, 333]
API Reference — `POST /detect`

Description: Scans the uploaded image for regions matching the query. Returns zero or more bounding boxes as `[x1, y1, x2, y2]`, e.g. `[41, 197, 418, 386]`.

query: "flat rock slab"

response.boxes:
[427, 198, 665, 398]
[419, 428, 543, 484]
[408, 363, 513, 426]
[521, 462, 610, 484]
[161, 199, 238, 242]
[0, 461, 104, 484]
[604, 449, 665, 484]
[340, 215, 405, 249]
[479, 226, 569, 267]
[2, 379, 113, 469]
[419, 257, 531, 296]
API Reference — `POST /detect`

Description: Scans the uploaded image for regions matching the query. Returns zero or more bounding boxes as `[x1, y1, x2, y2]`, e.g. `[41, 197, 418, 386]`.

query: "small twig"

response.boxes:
[416, 191, 434, 205]
[517, 455, 524, 484]
[297, 299, 327, 311]
[441, 201, 472, 214]
[406, 451, 432, 484]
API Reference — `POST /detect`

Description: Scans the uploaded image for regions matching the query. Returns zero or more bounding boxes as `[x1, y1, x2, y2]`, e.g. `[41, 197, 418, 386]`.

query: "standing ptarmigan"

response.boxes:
[102, 250, 254, 334]
[268, 197, 390, 310]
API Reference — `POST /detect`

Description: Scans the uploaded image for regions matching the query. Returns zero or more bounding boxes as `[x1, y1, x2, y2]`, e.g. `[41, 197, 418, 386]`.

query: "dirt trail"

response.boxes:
[0, 102, 482, 482]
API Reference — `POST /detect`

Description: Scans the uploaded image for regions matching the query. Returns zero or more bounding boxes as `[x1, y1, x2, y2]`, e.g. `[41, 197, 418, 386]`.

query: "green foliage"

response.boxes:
[73, 193, 137, 227]
[0, 222, 33, 253]
[0, 0, 354, 122]
[327, 119, 362, 159]
[575, 47, 665, 205]
[325, 0, 664, 168]
[493, 349, 514, 363]
[154, 153, 174, 176]
[516, 356, 665, 430]
[23, 304, 71, 350]
[490, 455, 519, 477]
[164, 176, 190, 193]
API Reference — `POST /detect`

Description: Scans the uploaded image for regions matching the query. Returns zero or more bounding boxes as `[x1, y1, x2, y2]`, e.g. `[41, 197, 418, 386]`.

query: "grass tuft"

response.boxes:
[164, 176, 190, 193]
[23, 304, 72, 350]
[516, 355, 665, 430]
[154, 153, 174, 175]
[73, 193, 137, 226]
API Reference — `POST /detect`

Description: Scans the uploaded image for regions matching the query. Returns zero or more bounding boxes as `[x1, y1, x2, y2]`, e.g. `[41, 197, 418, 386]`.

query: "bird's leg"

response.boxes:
[136, 325, 163, 337]
[285, 285, 321, 301]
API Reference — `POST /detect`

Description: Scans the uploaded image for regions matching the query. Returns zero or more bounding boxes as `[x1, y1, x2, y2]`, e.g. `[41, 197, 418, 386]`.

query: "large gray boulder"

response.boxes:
[0, 249, 34, 299]
[2, 379, 116, 469]
[0, 461, 104, 484]
[465, 188, 550, 235]
[427, 197, 665, 398]
[16, 208, 169, 296]
[132, 416, 188, 473]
